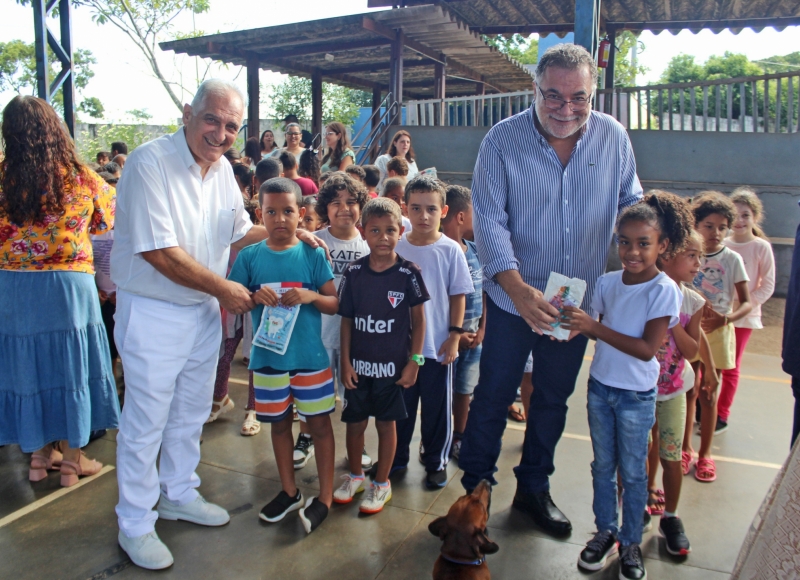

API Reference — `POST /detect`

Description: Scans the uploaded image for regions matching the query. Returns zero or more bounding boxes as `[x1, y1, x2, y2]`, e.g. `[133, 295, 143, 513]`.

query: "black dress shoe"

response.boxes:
[512, 489, 572, 536]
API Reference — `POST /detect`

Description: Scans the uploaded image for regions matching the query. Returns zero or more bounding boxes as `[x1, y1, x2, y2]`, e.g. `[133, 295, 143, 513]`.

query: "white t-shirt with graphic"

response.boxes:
[692, 246, 749, 315]
[314, 227, 370, 350]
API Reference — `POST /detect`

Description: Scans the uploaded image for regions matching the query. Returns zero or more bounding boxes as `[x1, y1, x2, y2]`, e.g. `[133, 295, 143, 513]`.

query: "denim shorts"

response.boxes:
[454, 344, 482, 395]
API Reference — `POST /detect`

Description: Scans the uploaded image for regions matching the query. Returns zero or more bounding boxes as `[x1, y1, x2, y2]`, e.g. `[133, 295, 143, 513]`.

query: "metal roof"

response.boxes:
[366, 0, 800, 35]
[159, 5, 535, 99]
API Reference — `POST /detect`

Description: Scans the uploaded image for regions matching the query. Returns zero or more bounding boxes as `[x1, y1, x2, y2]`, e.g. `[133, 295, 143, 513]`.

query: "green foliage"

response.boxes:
[484, 34, 539, 65]
[0, 39, 103, 119]
[612, 32, 648, 87]
[657, 51, 798, 129]
[754, 52, 800, 73]
[78, 97, 105, 119]
[266, 77, 370, 127]
[76, 123, 156, 163]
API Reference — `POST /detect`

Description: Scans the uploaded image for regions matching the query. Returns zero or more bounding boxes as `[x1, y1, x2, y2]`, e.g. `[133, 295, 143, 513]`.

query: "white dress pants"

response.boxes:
[114, 290, 221, 538]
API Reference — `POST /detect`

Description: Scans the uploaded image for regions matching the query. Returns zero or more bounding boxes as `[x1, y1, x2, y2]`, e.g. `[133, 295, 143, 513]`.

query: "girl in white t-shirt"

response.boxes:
[719, 188, 776, 432]
[646, 230, 715, 557]
[563, 191, 688, 578]
[689, 192, 751, 483]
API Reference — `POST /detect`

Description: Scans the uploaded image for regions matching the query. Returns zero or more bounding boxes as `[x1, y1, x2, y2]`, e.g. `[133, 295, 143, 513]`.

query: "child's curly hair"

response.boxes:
[315, 172, 369, 220]
[691, 190, 736, 227]
[618, 190, 695, 258]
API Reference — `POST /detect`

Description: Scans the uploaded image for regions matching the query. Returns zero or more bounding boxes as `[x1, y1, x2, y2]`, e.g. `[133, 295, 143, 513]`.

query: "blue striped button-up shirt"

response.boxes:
[473, 107, 643, 316]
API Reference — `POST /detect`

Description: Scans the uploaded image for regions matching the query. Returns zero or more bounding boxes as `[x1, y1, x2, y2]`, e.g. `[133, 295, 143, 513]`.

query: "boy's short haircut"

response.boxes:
[404, 174, 446, 207]
[259, 177, 302, 206]
[382, 177, 405, 196]
[444, 185, 472, 219]
[278, 150, 297, 170]
[315, 172, 369, 219]
[361, 197, 403, 228]
[344, 164, 366, 182]
[691, 190, 736, 227]
[363, 165, 380, 188]
[256, 158, 282, 183]
[387, 156, 409, 176]
[319, 171, 332, 184]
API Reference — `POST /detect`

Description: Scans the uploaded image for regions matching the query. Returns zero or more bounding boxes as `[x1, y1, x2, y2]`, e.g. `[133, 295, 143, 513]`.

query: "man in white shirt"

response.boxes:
[111, 79, 313, 570]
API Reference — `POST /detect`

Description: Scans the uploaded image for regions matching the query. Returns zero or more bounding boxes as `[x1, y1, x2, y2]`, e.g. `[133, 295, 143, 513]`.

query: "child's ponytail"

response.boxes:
[618, 190, 695, 258]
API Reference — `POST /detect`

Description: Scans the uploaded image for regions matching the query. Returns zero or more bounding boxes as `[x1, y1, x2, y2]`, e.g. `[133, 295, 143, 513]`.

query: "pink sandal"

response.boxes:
[695, 458, 717, 482]
[29, 446, 63, 482]
[647, 488, 666, 516]
[59, 453, 102, 487]
[681, 451, 695, 476]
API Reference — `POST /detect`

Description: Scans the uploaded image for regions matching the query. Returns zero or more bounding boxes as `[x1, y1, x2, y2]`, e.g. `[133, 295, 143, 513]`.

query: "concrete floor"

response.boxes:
[0, 343, 793, 580]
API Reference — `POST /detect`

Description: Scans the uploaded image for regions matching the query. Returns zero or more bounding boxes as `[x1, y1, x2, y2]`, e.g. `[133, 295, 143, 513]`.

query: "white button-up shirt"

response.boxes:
[111, 128, 252, 305]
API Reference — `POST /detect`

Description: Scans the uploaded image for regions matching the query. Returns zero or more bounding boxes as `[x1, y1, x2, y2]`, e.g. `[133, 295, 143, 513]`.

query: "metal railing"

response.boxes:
[352, 93, 400, 164]
[405, 71, 800, 133]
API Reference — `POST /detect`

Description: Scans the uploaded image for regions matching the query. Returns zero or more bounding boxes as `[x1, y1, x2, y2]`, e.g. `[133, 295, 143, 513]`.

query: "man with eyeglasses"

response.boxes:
[460, 43, 643, 538]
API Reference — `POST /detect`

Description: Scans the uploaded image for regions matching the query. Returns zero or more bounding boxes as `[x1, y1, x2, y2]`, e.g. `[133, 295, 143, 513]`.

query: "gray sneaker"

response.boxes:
[118, 530, 174, 570]
[157, 494, 230, 526]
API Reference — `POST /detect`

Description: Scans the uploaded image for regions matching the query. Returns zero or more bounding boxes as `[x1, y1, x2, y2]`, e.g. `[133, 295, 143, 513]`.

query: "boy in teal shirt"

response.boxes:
[228, 177, 338, 534]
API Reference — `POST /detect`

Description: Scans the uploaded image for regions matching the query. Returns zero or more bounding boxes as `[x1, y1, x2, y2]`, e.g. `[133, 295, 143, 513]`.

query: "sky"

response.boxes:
[2, 0, 800, 125]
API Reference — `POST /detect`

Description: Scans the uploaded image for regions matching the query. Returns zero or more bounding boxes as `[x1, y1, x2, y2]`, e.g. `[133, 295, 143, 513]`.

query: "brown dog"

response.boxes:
[429, 480, 498, 579]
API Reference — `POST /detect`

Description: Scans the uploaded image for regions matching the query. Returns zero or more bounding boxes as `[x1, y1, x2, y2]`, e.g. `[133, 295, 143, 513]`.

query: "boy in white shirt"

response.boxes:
[393, 175, 474, 489]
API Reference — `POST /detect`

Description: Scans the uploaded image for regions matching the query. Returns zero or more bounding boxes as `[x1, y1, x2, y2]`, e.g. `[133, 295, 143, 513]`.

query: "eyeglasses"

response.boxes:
[537, 86, 592, 111]
[285, 132, 302, 136]
[325, 131, 338, 136]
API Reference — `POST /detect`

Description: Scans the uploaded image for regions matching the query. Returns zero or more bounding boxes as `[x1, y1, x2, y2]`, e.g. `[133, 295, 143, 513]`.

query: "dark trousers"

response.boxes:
[793, 377, 800, 448]
[460, 297, 588, 494]
[101, 299, 118, 361]
[394, 358, 452, 472]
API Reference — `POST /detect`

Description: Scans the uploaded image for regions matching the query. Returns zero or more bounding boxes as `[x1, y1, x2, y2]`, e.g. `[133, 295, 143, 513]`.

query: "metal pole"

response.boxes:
[390, 29, 404, 125]
[58, 0, 75, 137]
[32, 0, 50, 103]
[604, 28, 616, 114]
[371, 87, 382, 160]
[434, 61, 446, 125]
[574, 0, 601, 56]
[311, 70, 323, 141]
[246, 57, 260, 141]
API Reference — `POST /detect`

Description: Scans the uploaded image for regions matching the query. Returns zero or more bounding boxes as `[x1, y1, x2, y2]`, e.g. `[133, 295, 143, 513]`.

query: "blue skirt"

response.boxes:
[0, 270, 120, 452]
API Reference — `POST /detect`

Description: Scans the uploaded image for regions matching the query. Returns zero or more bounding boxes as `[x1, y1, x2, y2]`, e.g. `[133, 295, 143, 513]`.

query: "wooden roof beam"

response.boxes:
[362, 16, 446, 65]
[324, 59, 432, 75]
[205, 38, 390, 62]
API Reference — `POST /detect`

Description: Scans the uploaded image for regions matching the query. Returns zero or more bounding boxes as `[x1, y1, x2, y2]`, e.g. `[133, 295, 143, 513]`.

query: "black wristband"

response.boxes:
[449, 326, 466, 334]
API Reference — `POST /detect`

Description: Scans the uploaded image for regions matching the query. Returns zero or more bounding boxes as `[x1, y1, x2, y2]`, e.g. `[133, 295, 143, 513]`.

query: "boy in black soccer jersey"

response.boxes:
[333, 198, 429, 514]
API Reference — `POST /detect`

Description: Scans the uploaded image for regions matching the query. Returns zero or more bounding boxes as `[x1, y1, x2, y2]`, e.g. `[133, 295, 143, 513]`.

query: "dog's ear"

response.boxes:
[428, 517, 448, 539]
[474, 530, 499, 555]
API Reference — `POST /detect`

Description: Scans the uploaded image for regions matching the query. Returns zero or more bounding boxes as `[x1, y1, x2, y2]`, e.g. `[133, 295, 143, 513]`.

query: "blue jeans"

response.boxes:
[587, 376, 656, 546]
[454, 344, 482, 396]
[460, 297, 588, 493]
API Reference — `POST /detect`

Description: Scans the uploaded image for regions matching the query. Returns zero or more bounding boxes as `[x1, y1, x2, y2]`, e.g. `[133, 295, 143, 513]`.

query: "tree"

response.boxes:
[266, 76, 371, 127]
[72, 0, 211, 113]
[611, 32, 648, 87]
[0, 39, 103, 119]
[484, 34, 539, 65]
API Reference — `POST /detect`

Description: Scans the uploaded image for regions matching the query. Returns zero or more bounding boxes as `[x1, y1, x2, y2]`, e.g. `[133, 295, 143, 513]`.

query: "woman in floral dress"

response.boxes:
[0, 96, 120, 487]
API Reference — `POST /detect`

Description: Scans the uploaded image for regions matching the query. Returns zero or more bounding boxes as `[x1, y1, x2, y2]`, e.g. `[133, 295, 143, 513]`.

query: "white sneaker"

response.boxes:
[157, 494, 230, 526]
[332, 474, 366, 504]
[118, 530, 174, 570]
[361, 449, 373, 470]
[293, 433, 315, 470]
[359, 482, 392, 514]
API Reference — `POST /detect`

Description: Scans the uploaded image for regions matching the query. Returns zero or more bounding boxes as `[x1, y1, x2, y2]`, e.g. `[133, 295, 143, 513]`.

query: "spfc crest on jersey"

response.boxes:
[387, 291, 404, 308]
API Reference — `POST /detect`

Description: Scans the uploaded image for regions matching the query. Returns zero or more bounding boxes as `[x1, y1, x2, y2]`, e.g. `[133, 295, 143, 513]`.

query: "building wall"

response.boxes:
[403, 125, 799, 296]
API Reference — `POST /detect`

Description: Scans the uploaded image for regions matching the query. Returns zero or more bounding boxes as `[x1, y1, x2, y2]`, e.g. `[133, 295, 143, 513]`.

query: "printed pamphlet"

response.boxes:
[541, 272, 587, 341]
[253, 282, 302, 355]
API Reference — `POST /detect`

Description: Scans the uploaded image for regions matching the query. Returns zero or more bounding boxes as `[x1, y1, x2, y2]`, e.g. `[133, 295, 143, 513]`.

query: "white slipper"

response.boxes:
[240, 410, 261, 436]
[206, 395, 234, 424]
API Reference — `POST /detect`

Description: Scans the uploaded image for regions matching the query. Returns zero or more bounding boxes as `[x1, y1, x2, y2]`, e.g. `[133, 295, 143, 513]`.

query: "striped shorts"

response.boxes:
[253, 366, 335, 423]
